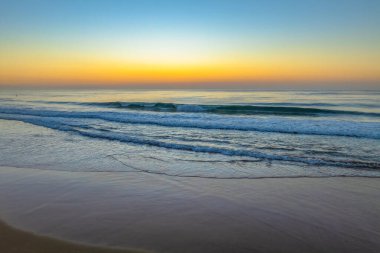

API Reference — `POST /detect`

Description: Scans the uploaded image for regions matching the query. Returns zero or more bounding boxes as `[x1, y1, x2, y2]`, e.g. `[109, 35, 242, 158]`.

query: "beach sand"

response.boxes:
[0, 166, 379, 253]
[0, 220, 147, 253]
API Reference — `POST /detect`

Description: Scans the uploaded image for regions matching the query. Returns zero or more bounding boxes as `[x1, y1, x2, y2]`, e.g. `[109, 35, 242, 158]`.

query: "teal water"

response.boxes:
[0, 89, 379, 178]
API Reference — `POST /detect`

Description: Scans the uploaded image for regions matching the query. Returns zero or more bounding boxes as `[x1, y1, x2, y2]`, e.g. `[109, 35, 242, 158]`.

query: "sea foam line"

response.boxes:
[0, 113, 379, 169]
[0, 106, 380, 139]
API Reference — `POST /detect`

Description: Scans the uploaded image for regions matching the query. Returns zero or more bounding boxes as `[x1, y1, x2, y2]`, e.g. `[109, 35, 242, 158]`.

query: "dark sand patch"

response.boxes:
[0, 220, 148, 253]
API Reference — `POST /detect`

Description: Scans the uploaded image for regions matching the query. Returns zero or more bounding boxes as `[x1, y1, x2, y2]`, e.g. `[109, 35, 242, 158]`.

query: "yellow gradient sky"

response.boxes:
[1, 1, 379, 88]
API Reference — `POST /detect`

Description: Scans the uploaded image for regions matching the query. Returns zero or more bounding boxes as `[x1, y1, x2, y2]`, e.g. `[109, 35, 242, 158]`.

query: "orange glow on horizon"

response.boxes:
[1, 1, 379, 87]
[1, 51, 379, 86]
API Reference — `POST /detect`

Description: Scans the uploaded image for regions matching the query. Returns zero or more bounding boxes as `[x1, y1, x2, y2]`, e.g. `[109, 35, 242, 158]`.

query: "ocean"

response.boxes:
[0, 89, 379, 179]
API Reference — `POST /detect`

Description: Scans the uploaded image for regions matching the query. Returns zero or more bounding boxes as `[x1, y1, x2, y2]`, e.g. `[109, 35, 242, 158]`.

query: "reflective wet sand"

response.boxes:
[1, 166, 379, 253]
[0, 220, 147, 253]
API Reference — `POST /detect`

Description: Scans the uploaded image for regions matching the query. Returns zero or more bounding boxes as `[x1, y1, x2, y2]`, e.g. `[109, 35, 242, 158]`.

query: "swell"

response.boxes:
[1, 114, 379, 170]
[1, 107, 380, 139]
[39, 101, 380, 117]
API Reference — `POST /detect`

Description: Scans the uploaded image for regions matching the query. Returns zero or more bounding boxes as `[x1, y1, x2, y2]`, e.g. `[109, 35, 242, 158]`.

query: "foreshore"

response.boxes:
[0, 220, 147, 253]
[0, 165, 379, 253]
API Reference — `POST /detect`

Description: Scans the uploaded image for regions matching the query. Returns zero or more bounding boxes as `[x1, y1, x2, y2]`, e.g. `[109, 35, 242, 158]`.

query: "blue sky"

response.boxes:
[1, 0, 379, 86]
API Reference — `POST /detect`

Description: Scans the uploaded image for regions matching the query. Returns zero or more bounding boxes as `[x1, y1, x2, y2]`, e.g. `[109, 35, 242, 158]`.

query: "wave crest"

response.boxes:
[42, 101, 380, 117]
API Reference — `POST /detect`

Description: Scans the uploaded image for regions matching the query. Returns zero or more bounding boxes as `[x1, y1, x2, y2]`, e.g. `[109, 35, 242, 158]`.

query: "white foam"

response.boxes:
[0, 106, 379, 139]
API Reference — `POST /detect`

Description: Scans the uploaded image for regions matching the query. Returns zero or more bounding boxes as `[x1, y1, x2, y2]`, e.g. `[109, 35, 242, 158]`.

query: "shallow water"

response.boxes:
[0, 89, 379, 178]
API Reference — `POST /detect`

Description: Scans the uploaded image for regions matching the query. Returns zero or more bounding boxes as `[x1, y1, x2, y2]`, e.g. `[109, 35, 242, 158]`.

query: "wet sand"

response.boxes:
[0, 220, 147, 253]
[0, 166, 379, 253]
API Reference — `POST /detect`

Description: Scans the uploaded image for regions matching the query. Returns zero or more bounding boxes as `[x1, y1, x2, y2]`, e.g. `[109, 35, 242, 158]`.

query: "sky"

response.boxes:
[0, 0, 379, 88]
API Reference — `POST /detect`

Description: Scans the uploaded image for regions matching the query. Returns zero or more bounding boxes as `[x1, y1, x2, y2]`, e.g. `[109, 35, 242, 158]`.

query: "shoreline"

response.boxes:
[1, 165, 380, 253]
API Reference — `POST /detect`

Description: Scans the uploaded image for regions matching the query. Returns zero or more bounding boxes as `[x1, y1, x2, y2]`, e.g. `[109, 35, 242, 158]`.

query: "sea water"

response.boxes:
[0, 89, 379, 179]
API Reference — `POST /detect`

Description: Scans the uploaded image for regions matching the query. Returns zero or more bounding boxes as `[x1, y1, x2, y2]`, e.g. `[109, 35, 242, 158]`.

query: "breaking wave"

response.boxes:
[1, 106, 380, 139]
[40, 101, 380, 117]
